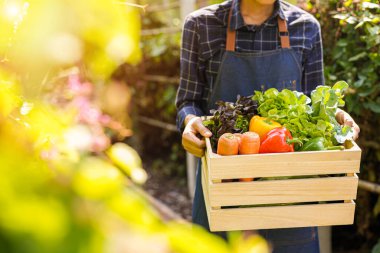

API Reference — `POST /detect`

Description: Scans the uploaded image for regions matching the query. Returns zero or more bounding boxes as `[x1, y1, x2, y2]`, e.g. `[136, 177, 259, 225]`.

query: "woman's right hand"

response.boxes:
[182, 115, 212, 157]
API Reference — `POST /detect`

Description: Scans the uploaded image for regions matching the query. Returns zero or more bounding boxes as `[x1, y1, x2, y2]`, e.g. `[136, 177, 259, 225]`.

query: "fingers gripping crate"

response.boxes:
[202, 138, 362, 232]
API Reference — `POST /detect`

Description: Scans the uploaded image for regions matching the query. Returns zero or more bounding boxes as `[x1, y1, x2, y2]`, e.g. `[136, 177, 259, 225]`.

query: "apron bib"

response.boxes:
[207, 3, 302, 111]
[192, 1, 320, 252]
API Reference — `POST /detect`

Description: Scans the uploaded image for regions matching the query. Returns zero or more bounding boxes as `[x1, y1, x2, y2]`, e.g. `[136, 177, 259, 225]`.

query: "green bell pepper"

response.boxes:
[300, 137, 344, 151]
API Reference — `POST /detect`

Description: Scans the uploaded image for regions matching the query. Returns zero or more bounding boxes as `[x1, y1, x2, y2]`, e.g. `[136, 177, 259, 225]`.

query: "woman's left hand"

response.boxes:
[335, 109, 360, 141]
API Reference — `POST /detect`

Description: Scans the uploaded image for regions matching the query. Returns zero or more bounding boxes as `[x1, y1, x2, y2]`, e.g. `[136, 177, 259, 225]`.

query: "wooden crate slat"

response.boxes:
[201, 157, 213, 219]
[208, 157, 360, 180]
[205, 138, 361, 180]
[209, 201, 356, 232]
[209, 174, 359, 207]
[205, 137, 213, 173]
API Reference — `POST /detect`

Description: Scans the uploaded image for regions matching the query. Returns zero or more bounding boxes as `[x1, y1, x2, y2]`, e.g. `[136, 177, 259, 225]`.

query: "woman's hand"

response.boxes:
[335, 109, 360, 141]
[182, 115, 212, 157]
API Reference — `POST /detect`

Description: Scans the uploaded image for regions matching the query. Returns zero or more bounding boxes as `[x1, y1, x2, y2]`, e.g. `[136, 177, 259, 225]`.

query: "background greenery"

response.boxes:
[0, 0, 270, 252]
[317, 0, 380, 251]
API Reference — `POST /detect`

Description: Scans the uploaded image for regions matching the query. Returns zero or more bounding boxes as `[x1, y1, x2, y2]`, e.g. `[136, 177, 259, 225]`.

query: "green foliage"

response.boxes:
[0, 0, 141, 95]
[133, 7, 183, 177]
[373, 240, 380, 253]
[0, 85, 270, 253]
[0, 1, 270, 252]
[203, 95, 258, 149]
[254, 82, 352, 147]
[318, 0, 380, 249]
[1, 90, 258, 252]
[325, 0, 380, 116]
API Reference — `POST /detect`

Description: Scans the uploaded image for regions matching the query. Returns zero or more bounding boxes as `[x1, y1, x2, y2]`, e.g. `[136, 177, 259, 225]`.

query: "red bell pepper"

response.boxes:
[259, 127, 301, 153]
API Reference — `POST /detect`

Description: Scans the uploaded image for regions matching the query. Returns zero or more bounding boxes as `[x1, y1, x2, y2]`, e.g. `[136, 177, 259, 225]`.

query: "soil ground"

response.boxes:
[143, 162, 192, 221]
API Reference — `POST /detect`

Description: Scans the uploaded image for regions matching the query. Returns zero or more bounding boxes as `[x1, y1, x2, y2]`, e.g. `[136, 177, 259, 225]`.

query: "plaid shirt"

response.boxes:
[175, 0, 324, 131]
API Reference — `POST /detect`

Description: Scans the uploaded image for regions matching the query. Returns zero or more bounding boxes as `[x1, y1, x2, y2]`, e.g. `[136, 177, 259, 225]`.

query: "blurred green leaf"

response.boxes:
[372, 240, 380, 253]
[106, 142, 147, 184]
[365, 101, 380, 113]
[348, 52, 367, 62]
[73, 157, 124, 200]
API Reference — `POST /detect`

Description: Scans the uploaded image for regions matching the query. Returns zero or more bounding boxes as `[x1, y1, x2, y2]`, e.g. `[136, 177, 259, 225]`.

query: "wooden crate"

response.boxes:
[202, 138, 361, 232]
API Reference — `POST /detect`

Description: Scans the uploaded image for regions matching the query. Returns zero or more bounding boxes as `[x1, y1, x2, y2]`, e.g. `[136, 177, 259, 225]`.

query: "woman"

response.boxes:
[175, 0, 360, 252]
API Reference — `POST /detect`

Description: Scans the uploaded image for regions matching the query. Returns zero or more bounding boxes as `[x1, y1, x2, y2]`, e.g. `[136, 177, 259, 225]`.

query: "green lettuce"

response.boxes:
[253, 81, 353, 149]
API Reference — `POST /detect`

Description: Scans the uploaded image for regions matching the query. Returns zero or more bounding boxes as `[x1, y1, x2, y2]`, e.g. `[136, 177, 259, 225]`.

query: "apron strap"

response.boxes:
[225, 2, 291, 51]
[226, 3, 236, 52]
[277, 17, 290, 48]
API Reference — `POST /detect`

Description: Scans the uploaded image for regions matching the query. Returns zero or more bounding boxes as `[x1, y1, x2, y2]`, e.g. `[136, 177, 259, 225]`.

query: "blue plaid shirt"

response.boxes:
[175, 0, 324, 131]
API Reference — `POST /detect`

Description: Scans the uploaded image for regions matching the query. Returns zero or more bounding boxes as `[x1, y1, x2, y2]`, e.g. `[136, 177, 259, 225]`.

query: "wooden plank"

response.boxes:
[201, 157, 212, 223]
[202, 157, 221, 210]
[209, 156, 361, 180]
[205, 138, 212, 177]
[205, 137, 218, 158]
[206, 138, 361, 180]
[209, 174, 359, 207]
[209, 201, 356, 232]
[345, 173, 356, 203]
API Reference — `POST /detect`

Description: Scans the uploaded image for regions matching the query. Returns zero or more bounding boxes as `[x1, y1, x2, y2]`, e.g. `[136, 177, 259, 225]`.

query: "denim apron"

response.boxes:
[192, 2, 320, 252]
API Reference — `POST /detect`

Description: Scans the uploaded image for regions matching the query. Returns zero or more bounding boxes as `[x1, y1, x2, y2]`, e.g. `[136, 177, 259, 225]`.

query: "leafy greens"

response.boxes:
[253, 81, 353, 149]
[203, 95, 258, 150]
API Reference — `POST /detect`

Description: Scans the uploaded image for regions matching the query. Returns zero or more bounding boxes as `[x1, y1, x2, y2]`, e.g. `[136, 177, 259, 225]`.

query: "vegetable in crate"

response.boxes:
[217, 132, 259, 181]
[233, 133, 242, 146]
[300, 137, 344, 151]
[249, 115, 281, 140]
[259, 127, 301, 153]
[239, 132, 260, 155]
[253, 81, 353, 150]
[217, 133, 239, 156]
[238, 132, 259, 182]
[203, 95, 258, 151]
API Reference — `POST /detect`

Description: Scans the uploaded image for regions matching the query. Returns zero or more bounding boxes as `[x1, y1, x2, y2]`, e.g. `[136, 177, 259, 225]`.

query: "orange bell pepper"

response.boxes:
[249, 115, 281, 140]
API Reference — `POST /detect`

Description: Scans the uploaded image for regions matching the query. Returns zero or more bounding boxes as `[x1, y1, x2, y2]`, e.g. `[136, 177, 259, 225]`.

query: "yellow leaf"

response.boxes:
[73, 157, 124, 200]
[106, 142, 147, 184]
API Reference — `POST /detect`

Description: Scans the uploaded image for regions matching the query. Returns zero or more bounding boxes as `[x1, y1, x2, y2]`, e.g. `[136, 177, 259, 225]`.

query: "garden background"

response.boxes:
[0, 0, 379, 253]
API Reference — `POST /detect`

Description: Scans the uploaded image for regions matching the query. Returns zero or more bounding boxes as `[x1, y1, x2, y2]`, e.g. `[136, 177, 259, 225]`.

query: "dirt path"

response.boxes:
[143, 166, 192, 221]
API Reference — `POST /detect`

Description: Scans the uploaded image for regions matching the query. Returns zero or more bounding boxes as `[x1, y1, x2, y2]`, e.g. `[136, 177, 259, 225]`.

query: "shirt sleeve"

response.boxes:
[175, 15, 206, 132]
[302, 21, 325, 95]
